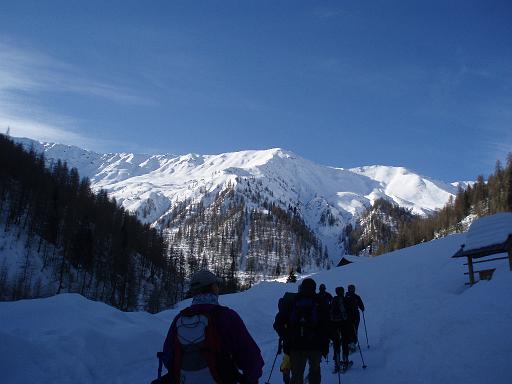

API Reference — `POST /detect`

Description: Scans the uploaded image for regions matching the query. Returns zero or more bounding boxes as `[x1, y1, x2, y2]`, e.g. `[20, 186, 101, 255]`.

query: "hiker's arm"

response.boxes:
[162, 317, 178, 370]
[358, 296, 365, 312]
[273, 311, 286, 337]
[226, 310, 264, 383]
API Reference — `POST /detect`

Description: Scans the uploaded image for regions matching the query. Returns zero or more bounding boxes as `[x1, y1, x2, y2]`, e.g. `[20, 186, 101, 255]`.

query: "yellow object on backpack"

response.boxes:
[280, 354, 291, 373]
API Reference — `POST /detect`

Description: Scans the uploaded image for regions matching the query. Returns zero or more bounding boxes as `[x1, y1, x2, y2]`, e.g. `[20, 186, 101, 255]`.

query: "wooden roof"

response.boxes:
[337, 257, 353, 267]
[452, 234, 512, 259]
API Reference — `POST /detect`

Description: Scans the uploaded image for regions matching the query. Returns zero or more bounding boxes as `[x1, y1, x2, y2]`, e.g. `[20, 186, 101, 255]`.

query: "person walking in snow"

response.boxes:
[345, 284, 365, 345]
[330, 286, 353, 372]
[274, 297, 291, 384]
[317, 283, 333, 308]
[274, 278, 329, 384]
[161, 270, 264, 384]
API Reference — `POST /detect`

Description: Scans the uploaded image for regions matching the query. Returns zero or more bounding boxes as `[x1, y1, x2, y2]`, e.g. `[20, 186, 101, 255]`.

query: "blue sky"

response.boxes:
[0, 0, 511, 182]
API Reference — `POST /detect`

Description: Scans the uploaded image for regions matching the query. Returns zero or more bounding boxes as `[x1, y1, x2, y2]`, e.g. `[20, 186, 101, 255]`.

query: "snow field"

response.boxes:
[1, 232, 511, 384]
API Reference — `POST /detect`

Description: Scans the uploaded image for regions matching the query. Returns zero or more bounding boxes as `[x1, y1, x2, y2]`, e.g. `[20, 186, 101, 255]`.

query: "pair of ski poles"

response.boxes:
[266, 313, 369, 383]
[265, 338, 282, 384]
[354, 311, 370, 369]
[335, 315, 370, 384]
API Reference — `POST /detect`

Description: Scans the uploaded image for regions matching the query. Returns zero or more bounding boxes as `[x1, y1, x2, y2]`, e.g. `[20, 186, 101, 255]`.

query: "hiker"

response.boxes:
[345, 284, 365, 342]
[317, 283, 333, 307]
[274, 278, 329, 384]
[330, 286, 354, 372]
[161, 270, 264, 384]
[274, 298, 291, 384]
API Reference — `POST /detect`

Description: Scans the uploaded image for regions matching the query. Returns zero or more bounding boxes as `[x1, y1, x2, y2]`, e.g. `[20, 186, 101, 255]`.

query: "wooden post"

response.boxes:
[467, 256, 475, 285]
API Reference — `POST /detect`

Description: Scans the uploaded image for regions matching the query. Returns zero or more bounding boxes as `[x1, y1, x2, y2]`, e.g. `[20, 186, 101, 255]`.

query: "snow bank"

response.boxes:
[1, 233, 512, 384]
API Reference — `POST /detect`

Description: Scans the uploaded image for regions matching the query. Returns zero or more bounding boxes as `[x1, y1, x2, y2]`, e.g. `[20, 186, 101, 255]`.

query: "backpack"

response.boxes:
[288, 296, 320, 345]
[170, 306, 241, 384]
[330, 296, 348, 322]
[318, 291, 333, 307]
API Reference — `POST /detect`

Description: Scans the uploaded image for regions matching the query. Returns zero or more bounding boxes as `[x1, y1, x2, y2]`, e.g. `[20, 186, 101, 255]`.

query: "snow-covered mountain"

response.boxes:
[16, 137, 458, 274]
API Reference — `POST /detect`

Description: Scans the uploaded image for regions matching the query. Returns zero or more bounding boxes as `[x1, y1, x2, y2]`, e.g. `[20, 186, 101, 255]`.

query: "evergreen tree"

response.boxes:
[286, 269, 297, 283]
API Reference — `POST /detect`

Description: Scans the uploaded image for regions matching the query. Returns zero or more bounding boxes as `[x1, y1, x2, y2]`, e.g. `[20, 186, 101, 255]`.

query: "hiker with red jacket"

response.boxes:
[161, 270, 264, 384]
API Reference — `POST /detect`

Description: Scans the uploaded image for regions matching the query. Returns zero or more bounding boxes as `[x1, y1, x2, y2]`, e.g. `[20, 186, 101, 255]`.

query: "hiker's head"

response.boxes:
[190, 270, 222, 296]
[319, 283, 326, 292]
[300, 278, 316, 295]
[348, 284, 356, 294]
[335, 286, 344, 296]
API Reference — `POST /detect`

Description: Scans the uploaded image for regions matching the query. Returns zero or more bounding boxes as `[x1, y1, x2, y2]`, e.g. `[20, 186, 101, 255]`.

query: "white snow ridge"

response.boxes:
[15, 137, 458, 261]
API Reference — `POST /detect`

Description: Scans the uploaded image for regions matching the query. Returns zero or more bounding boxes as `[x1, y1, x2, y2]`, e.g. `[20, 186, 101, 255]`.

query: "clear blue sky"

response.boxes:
[0, 0, 511, 182]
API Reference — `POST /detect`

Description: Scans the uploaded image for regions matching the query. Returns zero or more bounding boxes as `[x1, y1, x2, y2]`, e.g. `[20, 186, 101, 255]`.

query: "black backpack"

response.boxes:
[330, 296, 348, 322]
[289, 296, 320, 345]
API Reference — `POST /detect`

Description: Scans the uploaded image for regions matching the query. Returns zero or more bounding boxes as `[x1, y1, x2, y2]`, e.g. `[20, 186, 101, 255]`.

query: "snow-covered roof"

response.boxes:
[336, 254, 369, 267]
[464, 212, 512, 252]
[337, 257, 353, 267]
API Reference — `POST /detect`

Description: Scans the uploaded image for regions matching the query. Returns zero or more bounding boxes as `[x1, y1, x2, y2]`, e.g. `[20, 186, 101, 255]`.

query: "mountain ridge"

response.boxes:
[15, 136, 458, 271]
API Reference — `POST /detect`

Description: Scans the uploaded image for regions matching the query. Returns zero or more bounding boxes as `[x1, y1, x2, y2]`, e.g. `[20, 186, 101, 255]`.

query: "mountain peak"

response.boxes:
[13, 135, 456, 258]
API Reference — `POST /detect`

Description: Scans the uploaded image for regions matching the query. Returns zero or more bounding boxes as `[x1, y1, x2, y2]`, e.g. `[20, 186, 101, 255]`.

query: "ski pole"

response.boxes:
[354, 326, 367, 369]
[362, 311, 369, 349]
[337, 353, 343, 384]
[156, 352, 163, 379]
[265, 340, 281, 384]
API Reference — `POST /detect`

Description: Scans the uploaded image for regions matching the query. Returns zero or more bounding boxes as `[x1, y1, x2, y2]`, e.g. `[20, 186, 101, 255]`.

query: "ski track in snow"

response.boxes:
[1, 233, 512, 384]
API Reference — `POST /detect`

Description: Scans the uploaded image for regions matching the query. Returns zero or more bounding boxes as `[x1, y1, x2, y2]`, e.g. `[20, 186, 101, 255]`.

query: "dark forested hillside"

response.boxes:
[345, 198, 416, 255]
[348, 155, 512, 256]
[161, 177, 327, 289]
[0, 134, 179, 312]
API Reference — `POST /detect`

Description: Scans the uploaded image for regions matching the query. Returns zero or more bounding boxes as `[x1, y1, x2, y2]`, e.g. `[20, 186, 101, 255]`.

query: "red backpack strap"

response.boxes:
[202, 307, 225, 382]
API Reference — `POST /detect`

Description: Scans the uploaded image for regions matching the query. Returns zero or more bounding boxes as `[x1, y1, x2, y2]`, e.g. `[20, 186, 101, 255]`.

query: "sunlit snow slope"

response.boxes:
[1, 233, 511, 384]
[16, 137, 457, 256]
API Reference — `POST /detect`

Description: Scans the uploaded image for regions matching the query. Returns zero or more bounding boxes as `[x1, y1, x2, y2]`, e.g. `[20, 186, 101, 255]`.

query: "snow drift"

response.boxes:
[1, 232, 511, 384]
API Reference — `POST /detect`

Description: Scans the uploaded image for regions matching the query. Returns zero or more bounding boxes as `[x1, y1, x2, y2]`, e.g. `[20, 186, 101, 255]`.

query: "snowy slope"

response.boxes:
[1, 232, 511, 384]
[15, 137, 457, 257]
[349, 165, 456, 213]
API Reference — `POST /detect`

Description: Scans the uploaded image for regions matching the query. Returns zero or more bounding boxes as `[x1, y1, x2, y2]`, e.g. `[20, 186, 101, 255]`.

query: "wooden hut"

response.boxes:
[336, 256, 353, 267]
[452, 213, 512, 285]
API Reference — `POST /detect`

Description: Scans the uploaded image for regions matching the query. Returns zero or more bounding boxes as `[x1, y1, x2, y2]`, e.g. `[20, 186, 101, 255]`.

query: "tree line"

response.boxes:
[346, 155, 512, 256]
[0, 134, 179, 312]
[163, 176, 327, 290]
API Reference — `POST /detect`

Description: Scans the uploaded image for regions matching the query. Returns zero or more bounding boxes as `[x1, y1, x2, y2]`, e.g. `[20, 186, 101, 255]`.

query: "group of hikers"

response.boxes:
[154, 269, 365, 384]
[273, 280, 365, 384]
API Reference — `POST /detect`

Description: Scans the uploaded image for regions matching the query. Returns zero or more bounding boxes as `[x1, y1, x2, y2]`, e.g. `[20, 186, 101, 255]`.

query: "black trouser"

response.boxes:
[289, 349, 322, 384]
[330, 321, 352, 363]
[350, 315, 360, 343]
